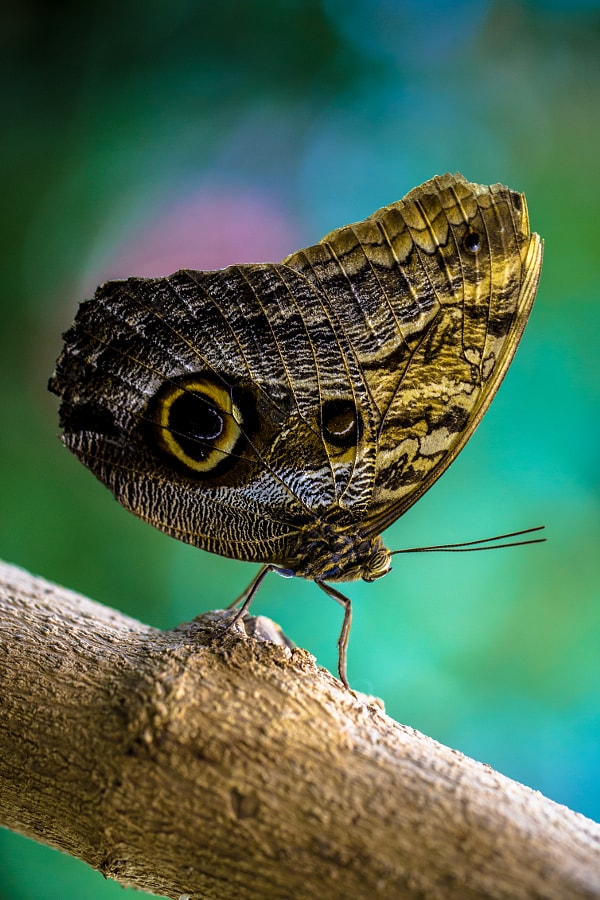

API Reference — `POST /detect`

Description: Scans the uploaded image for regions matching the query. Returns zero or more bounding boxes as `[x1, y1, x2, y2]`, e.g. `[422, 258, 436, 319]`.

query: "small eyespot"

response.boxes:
[322, 399, 360, 449]
[463, 231, 482, 254]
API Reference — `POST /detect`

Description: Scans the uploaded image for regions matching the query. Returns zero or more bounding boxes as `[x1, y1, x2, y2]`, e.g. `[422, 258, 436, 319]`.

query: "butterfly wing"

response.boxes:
[49, 174, 542, 576]
[282, 173, 543, 537]
[49, 253, 382, 565]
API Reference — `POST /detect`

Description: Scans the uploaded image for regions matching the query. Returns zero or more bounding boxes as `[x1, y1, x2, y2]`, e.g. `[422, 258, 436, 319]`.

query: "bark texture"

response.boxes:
[0, 559, 599, 899]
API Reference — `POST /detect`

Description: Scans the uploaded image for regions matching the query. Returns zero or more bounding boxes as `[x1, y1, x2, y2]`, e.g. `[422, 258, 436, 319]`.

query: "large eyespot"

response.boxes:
[463, 230, 482, 254]
[322, 398, 360, 449]
[148, 374, 244, 475]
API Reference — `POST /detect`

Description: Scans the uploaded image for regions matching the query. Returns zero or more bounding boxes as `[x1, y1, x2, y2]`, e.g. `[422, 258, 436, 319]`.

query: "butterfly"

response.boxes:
[49, 173, 543, 687]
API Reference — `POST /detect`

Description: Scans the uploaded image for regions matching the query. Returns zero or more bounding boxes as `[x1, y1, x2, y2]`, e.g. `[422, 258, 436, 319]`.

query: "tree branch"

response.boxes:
[0, 559, 598, 899]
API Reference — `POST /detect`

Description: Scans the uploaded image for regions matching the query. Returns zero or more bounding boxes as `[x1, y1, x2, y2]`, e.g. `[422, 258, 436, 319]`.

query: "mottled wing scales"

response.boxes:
[50, 259, 380, 564]
[284, 174, 542, 534]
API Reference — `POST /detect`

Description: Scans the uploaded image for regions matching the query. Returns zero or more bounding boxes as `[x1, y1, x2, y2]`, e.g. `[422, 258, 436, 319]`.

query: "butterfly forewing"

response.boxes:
[284, 174, 542, 537]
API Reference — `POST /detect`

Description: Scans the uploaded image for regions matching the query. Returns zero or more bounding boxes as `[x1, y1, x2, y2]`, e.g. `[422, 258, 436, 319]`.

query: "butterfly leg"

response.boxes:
[316, 581, 353, 690]
[224, 564, 273, 630]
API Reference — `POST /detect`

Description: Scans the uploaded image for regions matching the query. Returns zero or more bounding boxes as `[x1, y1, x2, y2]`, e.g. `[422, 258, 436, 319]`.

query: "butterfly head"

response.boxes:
[361, 543, 393, 582]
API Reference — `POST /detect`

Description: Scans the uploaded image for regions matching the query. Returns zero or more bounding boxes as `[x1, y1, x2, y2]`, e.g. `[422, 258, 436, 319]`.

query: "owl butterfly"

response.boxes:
[50, 173, 543, 687]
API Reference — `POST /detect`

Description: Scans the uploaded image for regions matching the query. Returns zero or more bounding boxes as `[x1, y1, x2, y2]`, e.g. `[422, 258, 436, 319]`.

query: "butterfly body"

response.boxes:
[50, 174, 542, 682]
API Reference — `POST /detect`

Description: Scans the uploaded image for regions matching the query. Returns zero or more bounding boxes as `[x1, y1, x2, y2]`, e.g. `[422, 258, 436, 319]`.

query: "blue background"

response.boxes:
[1, 1, 599, 896]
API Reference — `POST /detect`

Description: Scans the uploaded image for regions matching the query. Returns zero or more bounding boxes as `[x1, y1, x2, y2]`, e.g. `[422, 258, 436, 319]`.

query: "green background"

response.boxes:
[1, 1, 599, 896]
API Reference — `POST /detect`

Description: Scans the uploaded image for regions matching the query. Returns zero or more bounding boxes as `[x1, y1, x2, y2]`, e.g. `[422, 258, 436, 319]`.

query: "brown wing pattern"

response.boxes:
[283, 173, 543, 537]
[49, 262, 370, 563]
[49, 174, 542, 576]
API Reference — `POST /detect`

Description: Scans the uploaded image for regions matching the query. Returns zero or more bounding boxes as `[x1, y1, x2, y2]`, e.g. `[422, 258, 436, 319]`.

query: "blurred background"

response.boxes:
[1, 0, 599, 895]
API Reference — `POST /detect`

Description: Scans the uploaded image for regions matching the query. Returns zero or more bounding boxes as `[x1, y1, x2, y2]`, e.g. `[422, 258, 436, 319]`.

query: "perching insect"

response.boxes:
[49, 173, 543, 686]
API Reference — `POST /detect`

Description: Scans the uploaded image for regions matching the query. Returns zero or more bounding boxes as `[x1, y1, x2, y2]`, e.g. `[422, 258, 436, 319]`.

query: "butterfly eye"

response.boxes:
[463, 231, 482, 254]
[149, 374, 243, 475]
[322, 399, 360, 448]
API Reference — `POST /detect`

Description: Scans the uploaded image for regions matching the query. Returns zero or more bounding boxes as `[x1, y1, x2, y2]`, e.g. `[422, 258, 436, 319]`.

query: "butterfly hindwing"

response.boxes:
[50, 261, 380, 565]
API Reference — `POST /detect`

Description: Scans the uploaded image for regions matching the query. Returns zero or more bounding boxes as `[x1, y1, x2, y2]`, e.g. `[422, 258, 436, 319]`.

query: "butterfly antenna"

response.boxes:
[391, 526, 545, 555]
